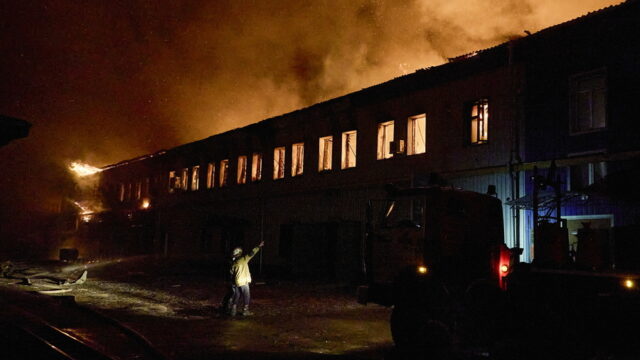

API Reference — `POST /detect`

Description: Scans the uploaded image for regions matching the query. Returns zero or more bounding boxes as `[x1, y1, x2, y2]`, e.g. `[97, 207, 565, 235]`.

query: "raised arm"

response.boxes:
[246, 241, 265, 261]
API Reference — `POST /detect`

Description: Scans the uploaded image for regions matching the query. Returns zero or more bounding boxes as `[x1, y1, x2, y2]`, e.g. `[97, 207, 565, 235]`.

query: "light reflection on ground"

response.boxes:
[0, 258, 393, 359]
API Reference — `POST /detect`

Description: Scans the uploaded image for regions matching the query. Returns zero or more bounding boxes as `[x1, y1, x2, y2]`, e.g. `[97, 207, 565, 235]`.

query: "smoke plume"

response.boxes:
[0, 0, 622, 254]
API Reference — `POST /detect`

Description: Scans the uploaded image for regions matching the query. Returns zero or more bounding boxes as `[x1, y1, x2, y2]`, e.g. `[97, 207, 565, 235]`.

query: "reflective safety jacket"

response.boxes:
[231, 246, 261, 286]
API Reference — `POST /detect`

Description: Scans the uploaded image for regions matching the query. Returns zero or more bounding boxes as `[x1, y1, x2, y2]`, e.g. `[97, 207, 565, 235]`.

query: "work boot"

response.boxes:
[229, 305, 237, 317]
[241, 306, 254, 316]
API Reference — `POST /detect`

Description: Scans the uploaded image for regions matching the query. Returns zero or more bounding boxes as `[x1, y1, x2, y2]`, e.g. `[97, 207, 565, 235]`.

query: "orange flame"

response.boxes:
[141, 198, 151, 210]
[69, 161, 102, 177]
[72, 201, 93, 215]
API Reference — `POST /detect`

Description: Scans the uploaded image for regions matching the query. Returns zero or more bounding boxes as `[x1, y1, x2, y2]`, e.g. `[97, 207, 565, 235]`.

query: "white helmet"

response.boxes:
[232, 247, 243, 257]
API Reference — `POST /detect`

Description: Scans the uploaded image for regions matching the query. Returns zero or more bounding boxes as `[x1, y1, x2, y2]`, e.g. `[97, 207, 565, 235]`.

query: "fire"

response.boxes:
[141, 198, 151, 210]
[72, 200, 101, 222]
[69, 161, 102, 177]
[73, 201, 93, 215]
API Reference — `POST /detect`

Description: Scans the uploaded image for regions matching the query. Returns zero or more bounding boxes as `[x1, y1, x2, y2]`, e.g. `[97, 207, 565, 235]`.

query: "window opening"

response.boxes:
[407, 114, 426, 155]
[469, 100, 489, 144]
[168, 171, 177, 193]
[206, 163, 215, 189]
[135, 181, 142, 200]
[377, 121, 394, 160]
[318, 136, 333, 171]
[181, 168, 189, 190]
[237, 156, 248, 184]
[273, 147, 285, 179]
[219, 160, 229, 187]
[291, 143, 304, 176]
[341, 130, 357, 169]
[191, 165, 200, 190]
[570, 71, 606, 134]
[251, 153, 262, 181]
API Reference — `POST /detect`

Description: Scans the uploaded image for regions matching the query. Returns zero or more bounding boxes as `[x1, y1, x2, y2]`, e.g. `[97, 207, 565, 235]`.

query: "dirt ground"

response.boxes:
[0, 257, 393, 360]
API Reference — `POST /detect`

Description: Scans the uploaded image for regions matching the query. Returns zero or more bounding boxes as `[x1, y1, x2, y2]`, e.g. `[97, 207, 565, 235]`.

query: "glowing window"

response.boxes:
[135, 181, 142, 200]
[377, 121, 394, 160]
[237, 156, 247, 184]
[206, 163, 215, 189]
[407, 114, 426, 155]
[168, 171, 176, 194]
[341, 130, 357, 169]
[119, 183, 125, 201]
[181, 168, 189, 190]
[273, 147, 285, 179]
[291, 143, 304, 177]
[318, 136, 333, 172]
[251, 153, 262, 182]
[219, 160, 229, 187]
[469, 100, 489, 144]
[191, 165, 200, 191]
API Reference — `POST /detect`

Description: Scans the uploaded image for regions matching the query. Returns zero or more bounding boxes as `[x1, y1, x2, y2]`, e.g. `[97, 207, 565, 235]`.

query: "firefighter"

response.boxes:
[229, 241, 264, 316]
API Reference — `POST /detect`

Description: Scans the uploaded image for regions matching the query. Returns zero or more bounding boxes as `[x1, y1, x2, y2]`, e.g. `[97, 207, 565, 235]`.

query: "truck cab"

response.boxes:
[358, 186, 510, 356]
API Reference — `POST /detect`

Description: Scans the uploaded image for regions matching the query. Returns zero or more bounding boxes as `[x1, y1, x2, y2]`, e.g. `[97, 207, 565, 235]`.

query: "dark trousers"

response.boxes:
[222, 285, 236, 309]
[233, 284, 251, 308]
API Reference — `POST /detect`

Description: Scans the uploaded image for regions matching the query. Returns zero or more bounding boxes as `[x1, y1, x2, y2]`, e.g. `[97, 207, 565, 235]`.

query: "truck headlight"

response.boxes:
[417, 266, 428, 275]
[623, 279, 636, 290]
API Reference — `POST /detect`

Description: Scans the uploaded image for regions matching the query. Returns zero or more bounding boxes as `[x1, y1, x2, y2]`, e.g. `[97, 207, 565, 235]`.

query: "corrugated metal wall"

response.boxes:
[448, 172, 517, 249]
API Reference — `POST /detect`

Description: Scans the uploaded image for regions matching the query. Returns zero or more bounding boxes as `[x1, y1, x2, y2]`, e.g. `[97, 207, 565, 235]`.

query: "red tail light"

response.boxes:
[498, 243, 511, 290]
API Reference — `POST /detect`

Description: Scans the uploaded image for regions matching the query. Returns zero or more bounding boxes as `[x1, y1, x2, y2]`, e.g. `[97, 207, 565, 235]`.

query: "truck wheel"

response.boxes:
[390, 305, 451, 359]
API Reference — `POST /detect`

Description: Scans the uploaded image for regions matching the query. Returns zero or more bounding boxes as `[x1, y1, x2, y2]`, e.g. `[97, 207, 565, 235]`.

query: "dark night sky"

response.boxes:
[0, 0, 621, 248]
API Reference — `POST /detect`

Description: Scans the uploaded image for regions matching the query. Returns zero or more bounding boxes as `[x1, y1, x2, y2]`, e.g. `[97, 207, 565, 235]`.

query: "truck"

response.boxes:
[357, 185, 640, 359]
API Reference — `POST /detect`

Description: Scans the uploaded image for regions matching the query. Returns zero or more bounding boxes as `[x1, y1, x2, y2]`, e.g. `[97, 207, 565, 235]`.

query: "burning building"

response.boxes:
[70, 1, 640, 278]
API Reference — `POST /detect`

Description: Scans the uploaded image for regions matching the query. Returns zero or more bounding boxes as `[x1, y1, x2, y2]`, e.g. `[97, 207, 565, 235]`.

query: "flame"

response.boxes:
[73, 201, 93, 215]
[141, 198, 151, 209]
[69, 161, 102, 177]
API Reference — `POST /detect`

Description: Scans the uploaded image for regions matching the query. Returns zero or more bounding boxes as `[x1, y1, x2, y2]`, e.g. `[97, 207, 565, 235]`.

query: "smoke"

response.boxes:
[0, 0, 622, 253]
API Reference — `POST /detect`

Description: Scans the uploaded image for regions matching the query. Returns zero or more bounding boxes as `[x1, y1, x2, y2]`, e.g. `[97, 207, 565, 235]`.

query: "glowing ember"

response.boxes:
[141, 198, 151, 209]
[69, 161, 103, 177]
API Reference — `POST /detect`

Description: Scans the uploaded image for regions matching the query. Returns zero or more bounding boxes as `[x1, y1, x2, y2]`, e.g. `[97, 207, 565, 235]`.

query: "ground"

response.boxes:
[0, 256, 393, 360]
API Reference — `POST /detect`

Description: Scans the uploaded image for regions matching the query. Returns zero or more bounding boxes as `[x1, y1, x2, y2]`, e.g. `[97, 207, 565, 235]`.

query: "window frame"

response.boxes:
[273, 146, 286, 180]
[180, 168, 189, 190]
[191, 165, 200, 191]
[219, 159, 229, 187]
[407, 114, 426, 155]
[206, 163, 215, 189]
[467, 99, 489, 145]
[569, 69, 607, 135]
[341, 130, 357, 169]
[318, 135, 333, 172]
[377, 120, 395, 160]
[251, 152, 263, 182]
[237, 155, 248, 185]
[291, 142, 304, 177]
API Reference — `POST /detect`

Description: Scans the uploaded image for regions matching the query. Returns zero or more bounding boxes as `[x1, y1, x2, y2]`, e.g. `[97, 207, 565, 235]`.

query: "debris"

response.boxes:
[71, 270, 88, 285]
[1, 261, 14, 278]
[37, 288, 73, 295]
